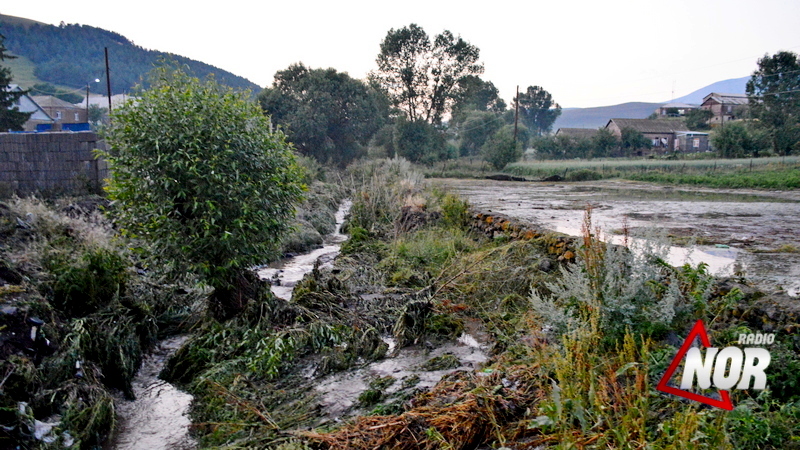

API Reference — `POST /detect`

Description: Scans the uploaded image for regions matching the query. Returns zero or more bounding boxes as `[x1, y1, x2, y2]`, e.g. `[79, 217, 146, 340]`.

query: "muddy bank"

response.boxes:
[440, 178, 800, 296]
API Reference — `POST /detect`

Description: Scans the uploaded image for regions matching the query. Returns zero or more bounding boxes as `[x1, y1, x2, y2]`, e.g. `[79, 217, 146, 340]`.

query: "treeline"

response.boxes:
[0, 20, 261, 94]
[259, 23, 562, 169]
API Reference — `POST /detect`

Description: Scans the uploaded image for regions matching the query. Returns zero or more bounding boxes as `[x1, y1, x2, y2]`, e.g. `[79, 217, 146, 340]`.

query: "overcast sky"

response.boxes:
[3, 0, 800, 108]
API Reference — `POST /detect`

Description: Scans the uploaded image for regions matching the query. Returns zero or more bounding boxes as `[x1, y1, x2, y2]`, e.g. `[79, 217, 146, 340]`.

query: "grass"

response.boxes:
[506, 155, 800, 189]
[4, 52, 44, 89]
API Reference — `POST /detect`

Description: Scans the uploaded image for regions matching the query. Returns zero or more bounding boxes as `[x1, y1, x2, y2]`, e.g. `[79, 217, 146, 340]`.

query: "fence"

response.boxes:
[0, 131, 108, 197]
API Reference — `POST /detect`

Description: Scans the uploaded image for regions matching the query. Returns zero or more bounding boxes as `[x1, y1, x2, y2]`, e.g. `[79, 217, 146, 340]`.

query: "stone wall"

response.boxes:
[470, 209, 578, 261]
[0, 132, 108, 197]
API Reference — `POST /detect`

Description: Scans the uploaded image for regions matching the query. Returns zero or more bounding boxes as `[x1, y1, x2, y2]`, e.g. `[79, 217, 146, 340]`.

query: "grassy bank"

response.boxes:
[164, 158, 800, 449]
[507, 155, 800, 189]
[419, 155, 800, 189]
[0, 196, 202, 448]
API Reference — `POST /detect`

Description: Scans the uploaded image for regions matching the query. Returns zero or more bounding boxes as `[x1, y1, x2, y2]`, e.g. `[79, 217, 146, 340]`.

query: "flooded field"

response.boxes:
[439, 178, 800, 296]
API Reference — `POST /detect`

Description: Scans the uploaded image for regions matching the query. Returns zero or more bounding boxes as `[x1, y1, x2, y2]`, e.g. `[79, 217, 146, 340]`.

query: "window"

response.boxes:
[693, 138, 700, 149]
[55, 111, 62, 120]
[74, 113, 80, 121]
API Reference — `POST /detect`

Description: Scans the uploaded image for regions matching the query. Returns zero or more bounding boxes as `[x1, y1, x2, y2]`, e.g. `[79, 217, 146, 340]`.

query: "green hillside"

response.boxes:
[0, 13, 261, 94]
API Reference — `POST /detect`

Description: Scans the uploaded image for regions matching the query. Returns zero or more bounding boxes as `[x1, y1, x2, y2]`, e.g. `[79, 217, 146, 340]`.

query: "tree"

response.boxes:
[684, 109, 713, 130]
[482, 125, 523, 169]
[620, 128, 652, 156]
[746, 51, 800, 155]
[393, 117, 447, 163]
[457, 110, 503, 156]
[451, 75, 506, 123]
[30, 83, 84, 104]
[516, 85, 561, 136]
[711, 122, 756, 158]
[102, 66, 304, 321]
[373, 23, 483, 125]
[0, 33, 31, 131]
[591, 128, 620, 158]
[259, 63, 389, 167]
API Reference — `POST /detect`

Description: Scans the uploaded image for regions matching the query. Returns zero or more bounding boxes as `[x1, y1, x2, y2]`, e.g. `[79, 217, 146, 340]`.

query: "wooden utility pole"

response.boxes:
[85, 84, 90, 121]
[513, 85, 520, 142]
[105, 47, 112, 113]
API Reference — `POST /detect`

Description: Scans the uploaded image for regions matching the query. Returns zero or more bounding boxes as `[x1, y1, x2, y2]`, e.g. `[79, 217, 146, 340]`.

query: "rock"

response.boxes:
[484, 174, 528, 182]
[541, 175, 564, 182]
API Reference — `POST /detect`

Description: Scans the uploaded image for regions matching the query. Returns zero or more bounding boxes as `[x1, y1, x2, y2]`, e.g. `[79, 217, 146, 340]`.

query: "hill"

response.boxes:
[552, 76, 751, 131]
[670, 76, 749, 104]
[553, 102, 661, 130]
[0, 13, 261, 95]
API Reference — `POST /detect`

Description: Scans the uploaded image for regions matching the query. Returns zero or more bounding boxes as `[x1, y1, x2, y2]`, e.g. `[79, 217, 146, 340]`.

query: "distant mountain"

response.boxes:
[0, 13, 261, 95]
[552, 76, 751, 131]
[669, 76, 749, 104]
[553, 102, 662, 130]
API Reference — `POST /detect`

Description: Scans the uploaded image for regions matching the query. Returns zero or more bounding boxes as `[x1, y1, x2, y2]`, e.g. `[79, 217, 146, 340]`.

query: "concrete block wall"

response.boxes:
[0, 132, 108, 197]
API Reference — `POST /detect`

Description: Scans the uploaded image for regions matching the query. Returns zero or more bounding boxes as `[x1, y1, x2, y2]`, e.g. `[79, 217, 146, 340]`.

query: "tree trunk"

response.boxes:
[208, 270, 265, 321]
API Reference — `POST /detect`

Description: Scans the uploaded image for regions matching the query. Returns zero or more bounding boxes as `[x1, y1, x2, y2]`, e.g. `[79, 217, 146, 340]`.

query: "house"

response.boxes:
[555, 128, 599, 140]
[31, 95, 88, 127]
[5, 85, 54, 131]
[700, 93, 748, 126]
[605, 118, 690, 153]
[656, 102, 699, 117]
[675, 131, 710, 152]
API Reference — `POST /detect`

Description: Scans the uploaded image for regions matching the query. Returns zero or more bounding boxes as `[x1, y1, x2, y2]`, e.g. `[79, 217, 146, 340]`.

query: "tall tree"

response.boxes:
[0, 33, 31, 131]
[746, 51, 800, 155]
[517, 86, 561, 136]
[374, 24, 483, 125]
[451, 75, 506, 122]
[259, 63, 389, 167]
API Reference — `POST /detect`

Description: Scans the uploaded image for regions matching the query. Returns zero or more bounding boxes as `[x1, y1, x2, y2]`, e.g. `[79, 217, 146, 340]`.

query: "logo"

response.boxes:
[656, 320, 772, 410]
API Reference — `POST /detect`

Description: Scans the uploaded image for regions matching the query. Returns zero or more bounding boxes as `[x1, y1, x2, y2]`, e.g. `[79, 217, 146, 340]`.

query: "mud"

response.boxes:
[107, 336, 195, 450]
[439, 178, 800, 296]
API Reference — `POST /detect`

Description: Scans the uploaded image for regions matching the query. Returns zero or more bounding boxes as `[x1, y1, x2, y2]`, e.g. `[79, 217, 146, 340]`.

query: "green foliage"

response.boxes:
[30, 82, 84, 103]
[102, 65, 304, 320]
[259, 63, 389, 167]
[482, 125, 522, 170]
[457, 110, 503, 157]
[0, 21, 260, 94]
[0, 33, 31, 131]
[516, 85, 561, 136]
[374, 23, 483, 125]
[726, 396, 800, 449]
[392, 117, 447, 163]
[620, 127, 652, 155]
[711, 121, 760, 158]
[685, 108, 714, 130]
[43, 246, 129, 318]
[746, 50, 800, 155]
[451, 75, 506, 122]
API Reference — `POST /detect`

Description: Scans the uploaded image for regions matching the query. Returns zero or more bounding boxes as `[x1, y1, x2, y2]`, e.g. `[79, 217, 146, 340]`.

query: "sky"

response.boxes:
[3, 0, 800, 108]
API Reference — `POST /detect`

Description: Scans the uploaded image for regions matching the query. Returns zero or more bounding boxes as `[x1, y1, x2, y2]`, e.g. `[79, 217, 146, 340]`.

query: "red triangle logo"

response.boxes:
[656, 319, 734, 411]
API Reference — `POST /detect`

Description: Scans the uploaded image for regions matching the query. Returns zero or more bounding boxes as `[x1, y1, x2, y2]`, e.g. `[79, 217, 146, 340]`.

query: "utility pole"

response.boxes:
[85, 84, 90, 122]
[105, 47, 112, 113]
[513, 85, 520, 142]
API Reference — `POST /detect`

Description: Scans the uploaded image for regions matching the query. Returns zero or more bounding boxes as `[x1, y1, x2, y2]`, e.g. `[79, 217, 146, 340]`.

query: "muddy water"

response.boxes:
[314, 318, 490, 420]
[107, 336, 195, 450]
[258, 200, 352, 300]
[439, 178, 800, 296]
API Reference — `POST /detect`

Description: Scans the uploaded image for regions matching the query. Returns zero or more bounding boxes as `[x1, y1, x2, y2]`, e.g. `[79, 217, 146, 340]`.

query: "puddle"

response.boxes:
[441, 178, 800, 296]
[313, 319, 490, 420]
[107, 336, 195, 450]
[258, 200, 352, 300]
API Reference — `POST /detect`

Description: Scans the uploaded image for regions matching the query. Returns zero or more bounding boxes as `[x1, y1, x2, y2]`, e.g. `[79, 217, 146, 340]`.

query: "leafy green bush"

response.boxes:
[102, 64, 304, 320]
[44, 247, 129, 318]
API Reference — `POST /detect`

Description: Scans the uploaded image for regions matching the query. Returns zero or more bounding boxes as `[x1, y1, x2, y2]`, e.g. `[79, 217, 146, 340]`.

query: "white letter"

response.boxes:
[737, 348, 771, 390]
[766, 334, 775, 345]
[738, 334, 747, 345]
[713, 347, 743, 390]
[754, 334, 764, 345]
[681, 347, 718, 390]
[746, 334, 755, 345]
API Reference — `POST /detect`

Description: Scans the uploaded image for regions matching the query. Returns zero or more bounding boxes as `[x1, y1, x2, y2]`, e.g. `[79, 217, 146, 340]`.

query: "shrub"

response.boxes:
[482, 125, 522, 170]
[102, 64, 304, 320]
